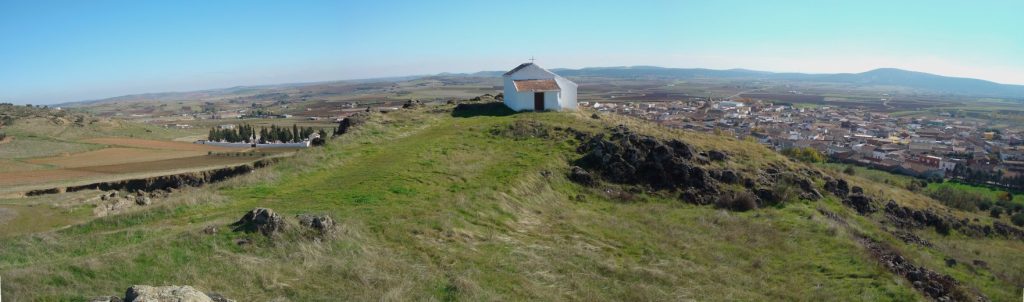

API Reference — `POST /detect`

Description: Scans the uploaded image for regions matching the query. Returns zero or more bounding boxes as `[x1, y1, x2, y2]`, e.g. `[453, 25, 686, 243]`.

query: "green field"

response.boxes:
[1, 107, 1021, 300]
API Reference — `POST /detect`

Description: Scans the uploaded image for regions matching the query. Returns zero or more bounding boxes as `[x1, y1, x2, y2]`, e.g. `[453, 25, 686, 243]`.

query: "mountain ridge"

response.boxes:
[60, 67, 1024, 107]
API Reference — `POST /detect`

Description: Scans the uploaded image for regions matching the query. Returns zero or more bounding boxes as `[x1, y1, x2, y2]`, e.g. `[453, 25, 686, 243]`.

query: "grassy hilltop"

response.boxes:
[1, 102, 1022, 301]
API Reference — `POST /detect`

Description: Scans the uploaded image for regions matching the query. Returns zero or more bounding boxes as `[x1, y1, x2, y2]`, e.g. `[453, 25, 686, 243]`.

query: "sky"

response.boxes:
[1, 0, 1022, 104]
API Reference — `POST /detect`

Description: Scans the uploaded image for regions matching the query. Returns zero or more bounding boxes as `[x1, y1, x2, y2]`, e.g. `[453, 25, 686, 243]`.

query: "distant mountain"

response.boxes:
[456, 66, 1024, 98]
[798, 68, 1024, 97]
[64, 66, 1024, 106]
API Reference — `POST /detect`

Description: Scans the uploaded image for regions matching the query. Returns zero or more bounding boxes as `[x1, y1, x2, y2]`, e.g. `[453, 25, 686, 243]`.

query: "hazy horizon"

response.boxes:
[2, 0, 1022, 104]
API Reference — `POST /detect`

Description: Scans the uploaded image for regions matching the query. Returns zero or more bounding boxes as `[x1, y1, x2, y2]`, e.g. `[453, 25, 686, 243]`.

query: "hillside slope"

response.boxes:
[1, 104, 1022, 301]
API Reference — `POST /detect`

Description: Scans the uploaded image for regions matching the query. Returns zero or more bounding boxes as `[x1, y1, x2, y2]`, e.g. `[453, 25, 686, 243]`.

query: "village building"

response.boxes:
[502, 63, 577, 111]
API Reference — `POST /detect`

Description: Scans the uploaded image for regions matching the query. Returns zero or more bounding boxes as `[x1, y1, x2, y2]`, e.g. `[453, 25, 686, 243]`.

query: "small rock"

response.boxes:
[201, 225, 219, 235]
[297, 214, 336, 234]
[205, 292, 236, 302]
[567, 166, 597, 187]
[135, 196, 152, 206]
[972, 260, 988, 268]
[89, 296, 123, 302]
[944, 258, 957, 267]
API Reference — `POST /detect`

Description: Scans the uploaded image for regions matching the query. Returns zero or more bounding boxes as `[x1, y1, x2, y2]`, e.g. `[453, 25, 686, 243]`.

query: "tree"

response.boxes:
[208, 128, 219, 141]
[292, 124, 300, 143]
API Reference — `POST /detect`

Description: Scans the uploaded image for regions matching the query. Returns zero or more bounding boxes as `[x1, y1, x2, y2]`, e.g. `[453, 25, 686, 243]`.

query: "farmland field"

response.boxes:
[27, 148, 206, 168]
[0, 134, 288, 195]
[82, 137, 236, 151]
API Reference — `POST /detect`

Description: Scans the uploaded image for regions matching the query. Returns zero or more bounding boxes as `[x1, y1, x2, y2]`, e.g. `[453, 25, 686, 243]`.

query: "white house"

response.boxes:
[502, 63, 577, 111]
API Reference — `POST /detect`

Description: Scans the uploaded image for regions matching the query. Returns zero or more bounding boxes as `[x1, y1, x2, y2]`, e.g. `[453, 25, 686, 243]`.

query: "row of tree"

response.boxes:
[208, 124, 324, 144]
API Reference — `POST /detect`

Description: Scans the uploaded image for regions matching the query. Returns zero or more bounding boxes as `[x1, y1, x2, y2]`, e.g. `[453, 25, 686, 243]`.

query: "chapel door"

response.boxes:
[534, 92, 544, 111]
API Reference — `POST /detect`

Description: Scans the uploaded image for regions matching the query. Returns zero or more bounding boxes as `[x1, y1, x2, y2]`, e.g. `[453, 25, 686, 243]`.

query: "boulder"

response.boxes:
[843, 193, 876, 215]
[124, 285, 214, 302]
[135, 196, 152, 206]
[232, 208, 286, 236]
[715, 169, 740, 184]
[824, 177, 849, 197]
[297, 214, 336, 234]
[706, 150, 728, 161]
[401, 99, 421, 109]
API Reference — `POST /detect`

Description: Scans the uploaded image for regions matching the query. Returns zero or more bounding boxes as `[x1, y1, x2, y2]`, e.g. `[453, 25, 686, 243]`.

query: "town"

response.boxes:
[586, 98, 1024, 190]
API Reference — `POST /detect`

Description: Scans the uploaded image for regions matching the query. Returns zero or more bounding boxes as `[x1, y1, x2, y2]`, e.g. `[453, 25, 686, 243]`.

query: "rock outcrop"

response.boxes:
[336, 112, 371, 136]
[883, 200, 1024, 239]
[123, 285, 235, 302]
[575, 125, 710, 193]
[571, 125, 825, 208]
[90, 285, 235, 302]
[860, 238, 982, 301]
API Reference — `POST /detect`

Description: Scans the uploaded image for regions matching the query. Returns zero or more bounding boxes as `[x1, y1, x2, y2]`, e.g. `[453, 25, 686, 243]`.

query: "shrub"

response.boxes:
[978, 200, 993, 211]
[990, 207, 1003, 219]
[715, 191, 758, 212]
[843, 166, 856, 175]
[996, 191, 1013, 202]
[781, 147, 825, 163]
[1012, 213, 1024, 227]
[905, 181, 921, 192]
[925, 186, 990, 212]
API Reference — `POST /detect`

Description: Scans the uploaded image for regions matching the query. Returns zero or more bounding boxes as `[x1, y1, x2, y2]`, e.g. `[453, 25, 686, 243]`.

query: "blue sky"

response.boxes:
[2, 0, 1022, 104]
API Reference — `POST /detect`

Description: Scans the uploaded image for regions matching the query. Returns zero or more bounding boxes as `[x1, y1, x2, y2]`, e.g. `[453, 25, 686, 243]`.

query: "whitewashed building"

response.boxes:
[502, 63, 577, 111]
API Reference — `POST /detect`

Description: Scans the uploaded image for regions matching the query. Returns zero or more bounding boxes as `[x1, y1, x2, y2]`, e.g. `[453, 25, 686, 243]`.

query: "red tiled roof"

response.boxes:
[513, 79, 560, 92]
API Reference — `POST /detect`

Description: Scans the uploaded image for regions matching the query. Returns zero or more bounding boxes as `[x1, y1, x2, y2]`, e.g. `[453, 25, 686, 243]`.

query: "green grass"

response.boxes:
[924, 182, 1024, 205]
[1, 107, 1021, 300]
[819, 163, 920, 189]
